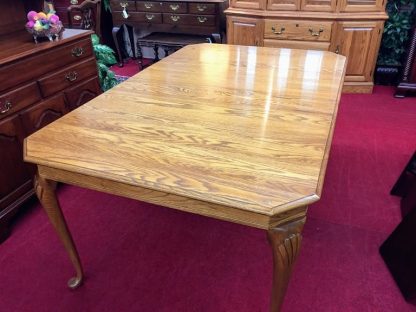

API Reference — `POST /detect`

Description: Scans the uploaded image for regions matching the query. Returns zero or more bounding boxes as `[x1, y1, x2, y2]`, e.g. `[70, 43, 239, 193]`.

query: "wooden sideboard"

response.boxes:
[54, 0, 88, 27]
[110, 0, 228, 65]
[225, 0, 388, 93]
[0, 1, 102, 243]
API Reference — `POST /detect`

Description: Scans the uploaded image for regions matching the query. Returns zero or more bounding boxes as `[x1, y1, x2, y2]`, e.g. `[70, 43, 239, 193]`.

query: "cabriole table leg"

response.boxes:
[268, 216, 306, 311]
[34, 172, 84, 289]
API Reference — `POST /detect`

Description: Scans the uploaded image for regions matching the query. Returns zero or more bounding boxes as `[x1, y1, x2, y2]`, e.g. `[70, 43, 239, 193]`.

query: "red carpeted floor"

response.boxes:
[1, 85, 416, 312]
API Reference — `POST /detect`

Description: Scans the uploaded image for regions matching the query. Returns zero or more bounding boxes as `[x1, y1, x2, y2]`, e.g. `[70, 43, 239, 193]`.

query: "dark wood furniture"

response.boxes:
[67, 0, 102, 37]
[54, 0, 88, 28]
[395, 24, 416, 98]
[136, 32, 211, 68]
[0, 0, 101, 243]
[110, 0, 227, 66]
[380, 151, 416, 304]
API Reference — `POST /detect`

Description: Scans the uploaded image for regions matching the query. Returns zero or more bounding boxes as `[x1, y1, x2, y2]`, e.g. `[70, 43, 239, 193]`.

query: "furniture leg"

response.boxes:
[0, 219, 11, 243]
[137, 43, 143, 70]
[112, 26, 124, 67]
[34, 173, 84, 289]
[154, 44, 160, 62]
[268, 216, 306, 312]
[126, 25, 136, 59]
[211, 33, 221, 43]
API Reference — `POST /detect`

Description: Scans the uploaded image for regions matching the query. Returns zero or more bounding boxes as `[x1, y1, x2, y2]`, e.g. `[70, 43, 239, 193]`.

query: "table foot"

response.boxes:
[268, 216, 306, 312]
[34, 173, 84, 289]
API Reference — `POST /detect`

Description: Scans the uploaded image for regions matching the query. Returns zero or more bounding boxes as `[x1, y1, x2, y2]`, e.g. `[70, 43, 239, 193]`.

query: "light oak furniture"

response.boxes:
[0, 0, 101, 243]
[225, 0, 387, 93]
[24, 44, 346, 311]
[110, 0, 228, 66]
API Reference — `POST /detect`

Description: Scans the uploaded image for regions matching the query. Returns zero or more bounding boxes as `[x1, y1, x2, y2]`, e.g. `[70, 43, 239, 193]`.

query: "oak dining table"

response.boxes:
[24, 43, 346, 311]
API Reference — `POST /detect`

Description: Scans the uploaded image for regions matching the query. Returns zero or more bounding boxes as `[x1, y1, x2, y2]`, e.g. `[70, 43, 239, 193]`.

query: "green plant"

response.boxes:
[103, 0, 111, 11]
[377, 0, 416, 66]
[91, 34, 119, 91]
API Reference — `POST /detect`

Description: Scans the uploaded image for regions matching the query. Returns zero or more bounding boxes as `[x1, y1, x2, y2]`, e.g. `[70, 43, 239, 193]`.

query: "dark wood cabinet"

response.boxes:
[395, 24, 416, 98]
[0, 0, 102, 243]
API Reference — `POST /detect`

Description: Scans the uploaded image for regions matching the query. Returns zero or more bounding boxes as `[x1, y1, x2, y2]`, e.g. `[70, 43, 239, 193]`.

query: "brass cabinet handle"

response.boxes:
[120, 2, 129, 19]
[271, 26, 285, 35]
[144, 3, 154, 8]
[170, 15, 180, 22]
[309, 27, 324, 37]
[197, 16, 207, 23]
[71, 47, 84, 57]
[73, 15, 82, 21]
[65, 71, 78, 82]
[0, 101, 12, 114]
[169, 4, 180, 11]
[70, 0, 79, 4]
[196, 4, 207, 11]
[146, 14, 155, 20]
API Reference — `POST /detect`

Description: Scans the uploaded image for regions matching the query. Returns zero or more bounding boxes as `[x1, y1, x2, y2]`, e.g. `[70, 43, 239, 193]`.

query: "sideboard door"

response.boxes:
[227, 16, 263, 46]
[332, 21, 383, 83]
[338, 0, 385, 12]
[301, 0, 335, 12]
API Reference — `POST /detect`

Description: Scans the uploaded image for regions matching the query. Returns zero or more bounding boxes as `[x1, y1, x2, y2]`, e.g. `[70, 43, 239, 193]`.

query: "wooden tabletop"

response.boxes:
[24, 44, 346, 220]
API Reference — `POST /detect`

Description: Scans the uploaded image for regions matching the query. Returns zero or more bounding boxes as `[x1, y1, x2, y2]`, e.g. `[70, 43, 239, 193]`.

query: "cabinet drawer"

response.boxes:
[0, 83, 41, 120]
[162, 2, 188, 13]
[136, 1, 163, 12]
[113, 12, 163, 24]
[0, 38, 94, 93]
[38, 58, 98, 98]
[264, 20, 332, 42]
[163, 14, 216, 26]
[189, 3, 216, 14]
[264, 39, 330, 51]
[110, 0, 136, 11]
[20, 94, 68, 135]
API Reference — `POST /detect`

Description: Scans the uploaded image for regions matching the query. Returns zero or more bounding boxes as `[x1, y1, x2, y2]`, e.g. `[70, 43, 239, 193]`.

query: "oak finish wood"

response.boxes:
[25, 44, 346, 311]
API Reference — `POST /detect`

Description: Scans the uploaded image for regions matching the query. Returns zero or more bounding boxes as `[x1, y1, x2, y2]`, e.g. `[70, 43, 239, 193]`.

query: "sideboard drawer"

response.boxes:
[110, 0, 136, 11]
[113, 12, 163, 24]
[162, 2, 188, 13]
[189, 3, 216, 14]
[0, 38, 93, 93]
[264, 20, 332, 42]
[38, 58, 98, 98]
[163, 13, 216, 26]
[136, 1, 163, 12]
[263, 39, 330, 51]
[0, 83, 41, 120]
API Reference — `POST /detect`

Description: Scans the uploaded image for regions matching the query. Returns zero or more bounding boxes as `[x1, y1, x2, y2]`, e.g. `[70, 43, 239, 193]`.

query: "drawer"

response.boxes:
[264, 20, 332, 42]
[113, 12, 163, 24]
[189, 3, 216, 14]
[0, 83, 41, 120]
[136, 1, 163, 12]
[263, 39, 330, 51]
[38, 58, 98, 98]
[0, 37, 94, 93]
[162, 2, 188, 13]
[110, 0, 136, 12]
[163, 14, 216, 26]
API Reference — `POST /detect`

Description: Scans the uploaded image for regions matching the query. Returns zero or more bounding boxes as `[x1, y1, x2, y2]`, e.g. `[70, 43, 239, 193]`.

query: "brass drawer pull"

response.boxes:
[144, 3, 154, 8]
[65, 71, 78, 82]
[71, 47, 84, 57]
[120, 2, 129, 19]
[70, 0, 79, 4]
[196, 4, 207, 11]
[146, 14, 155, 20]
[197, 16, 207, 23]
[73, 15, 82, 21]
[309, 27, 324, 37]
[271, 26, 285, 35]
[170, 15, 180, 22]
[0, 101, 12, 114]
[169, 4, 180, 11]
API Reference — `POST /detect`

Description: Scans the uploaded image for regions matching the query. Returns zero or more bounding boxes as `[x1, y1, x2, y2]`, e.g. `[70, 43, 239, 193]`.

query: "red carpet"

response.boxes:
[1, 86, 416, 312]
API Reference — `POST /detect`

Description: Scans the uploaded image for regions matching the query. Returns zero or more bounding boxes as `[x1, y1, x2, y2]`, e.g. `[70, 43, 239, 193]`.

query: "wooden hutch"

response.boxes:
[225, 0, 388, 93]
[0, 0, 101, 242]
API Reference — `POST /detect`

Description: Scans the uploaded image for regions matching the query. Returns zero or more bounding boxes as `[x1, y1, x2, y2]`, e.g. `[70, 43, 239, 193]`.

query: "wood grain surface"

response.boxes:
[24, 43, 346, 220]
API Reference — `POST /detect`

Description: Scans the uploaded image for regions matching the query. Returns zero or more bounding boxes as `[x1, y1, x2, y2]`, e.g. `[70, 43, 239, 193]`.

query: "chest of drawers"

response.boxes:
[110, 0, 228, 65]
[0, 29, 102, 242]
